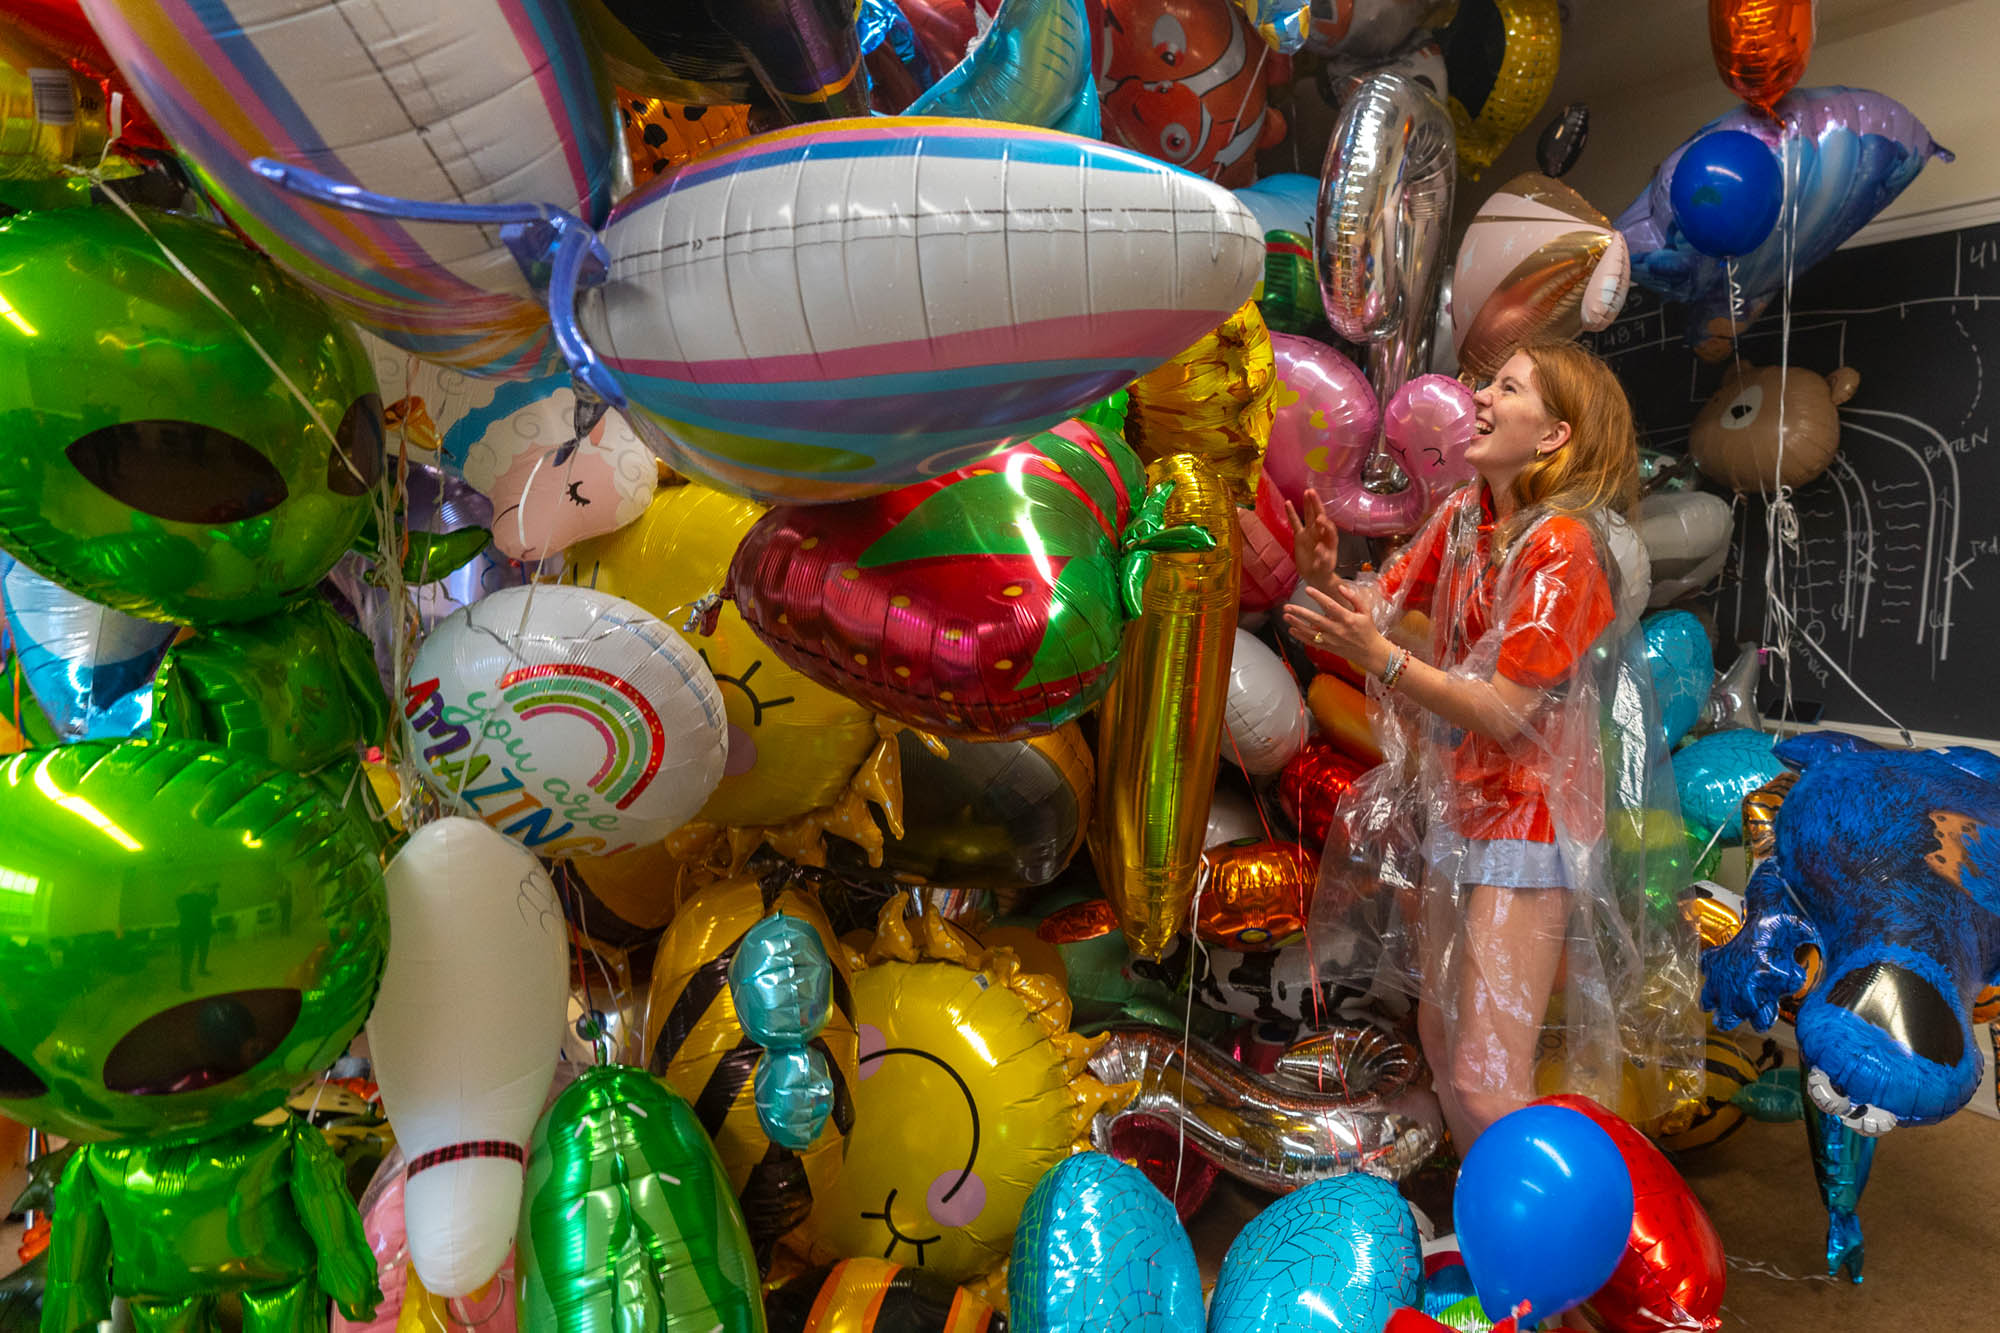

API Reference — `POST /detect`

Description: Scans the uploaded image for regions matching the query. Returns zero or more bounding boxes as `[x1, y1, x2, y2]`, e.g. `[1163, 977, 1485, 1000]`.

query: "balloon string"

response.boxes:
[1207, 39, 1273, 184]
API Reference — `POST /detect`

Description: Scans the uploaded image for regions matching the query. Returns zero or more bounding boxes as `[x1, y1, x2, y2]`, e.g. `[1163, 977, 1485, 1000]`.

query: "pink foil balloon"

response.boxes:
[1383, 374, 1477, 504]
[1264, 333, 1379, 513]
[1238, 476, 1299, 612]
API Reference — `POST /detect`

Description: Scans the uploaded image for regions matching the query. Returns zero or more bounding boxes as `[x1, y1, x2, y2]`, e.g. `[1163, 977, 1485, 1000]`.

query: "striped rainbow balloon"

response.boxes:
[79, 0, 617, 379]
[583, 118, 1266, 503]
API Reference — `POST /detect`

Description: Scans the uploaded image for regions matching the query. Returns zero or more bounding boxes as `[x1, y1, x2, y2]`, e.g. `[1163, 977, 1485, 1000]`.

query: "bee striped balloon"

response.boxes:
[1658, 1028, 1773, 1154]
[644, 869, 858, 1261]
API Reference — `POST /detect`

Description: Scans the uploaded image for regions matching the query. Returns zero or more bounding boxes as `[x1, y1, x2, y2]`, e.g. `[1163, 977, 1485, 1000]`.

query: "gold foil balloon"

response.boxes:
[565, 481, 879, 830]
[1451, 173, 1631, 381]
[1443, 0, 1563, 178]
[797, 897, 1125, 1284]
[0, 27, 121, 180]
[643, 870, 859, 1263]
[765, 1258, 1005, 1333]
[1091, 455, 1240, 960]
[1124, 302, 1277, 508]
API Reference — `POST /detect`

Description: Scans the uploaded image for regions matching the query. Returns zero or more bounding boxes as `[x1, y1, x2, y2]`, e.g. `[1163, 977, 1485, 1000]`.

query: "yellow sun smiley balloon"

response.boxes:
[563, 480, 879, 829]
[794, 895, 1129, 1285]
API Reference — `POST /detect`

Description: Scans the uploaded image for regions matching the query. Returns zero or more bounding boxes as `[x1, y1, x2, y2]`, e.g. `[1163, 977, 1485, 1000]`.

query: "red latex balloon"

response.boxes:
[1276, 739, 1368, 849]
[1708, 0, 1815, 119]
[1536, 1095, 1727, 1333]
[3, 0, 168, 153]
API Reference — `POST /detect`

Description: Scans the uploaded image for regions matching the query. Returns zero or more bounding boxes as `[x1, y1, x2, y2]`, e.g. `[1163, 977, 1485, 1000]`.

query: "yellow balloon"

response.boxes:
[1125, 301, 1276, 509]
[1448, 0, 1562, 178]
[1090, 455, 1240, 960]
[565, 481, 879, 828]
[644, 873, 860, 1255]
[796, 896, 1126, 1284]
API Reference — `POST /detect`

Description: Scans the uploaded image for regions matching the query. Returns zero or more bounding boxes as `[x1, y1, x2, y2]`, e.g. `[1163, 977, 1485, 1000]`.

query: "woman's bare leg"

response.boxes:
[1447, 882, 1570, 1148]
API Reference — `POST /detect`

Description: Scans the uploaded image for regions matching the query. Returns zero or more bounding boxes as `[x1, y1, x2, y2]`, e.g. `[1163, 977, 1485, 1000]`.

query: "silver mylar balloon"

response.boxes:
[1086, 1023, 1441, 1190]
[1315, 70, 1457, 412]
[1698, 643, 1764, 735]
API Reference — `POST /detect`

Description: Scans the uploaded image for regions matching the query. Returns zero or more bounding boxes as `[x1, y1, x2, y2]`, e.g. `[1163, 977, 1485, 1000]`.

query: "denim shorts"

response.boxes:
[1422, 827, 1570, 890]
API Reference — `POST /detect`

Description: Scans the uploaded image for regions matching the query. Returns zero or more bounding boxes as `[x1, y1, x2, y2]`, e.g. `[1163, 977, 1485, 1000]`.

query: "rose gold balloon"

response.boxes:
[1197, 838, 1317, 949]
[1710, 0, 1815, 120]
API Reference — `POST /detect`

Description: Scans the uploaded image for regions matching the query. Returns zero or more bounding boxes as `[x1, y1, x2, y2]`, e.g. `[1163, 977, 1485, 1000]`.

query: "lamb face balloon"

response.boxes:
[367, 819, 570, 1300]
[1452, 173, 1630, 381]
[404, 585, 729, 859]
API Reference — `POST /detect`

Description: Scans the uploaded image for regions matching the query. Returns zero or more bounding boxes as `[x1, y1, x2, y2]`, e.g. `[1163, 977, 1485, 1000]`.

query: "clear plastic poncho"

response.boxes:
[1309, 483, 1703, 1131]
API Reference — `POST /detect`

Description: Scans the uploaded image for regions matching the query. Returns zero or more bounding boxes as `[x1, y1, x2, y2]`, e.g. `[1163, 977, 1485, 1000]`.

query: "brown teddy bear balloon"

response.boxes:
[1690, 362, 1860, 493]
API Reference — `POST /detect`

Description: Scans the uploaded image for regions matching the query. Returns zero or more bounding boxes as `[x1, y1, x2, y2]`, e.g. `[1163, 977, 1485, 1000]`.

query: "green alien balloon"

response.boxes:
[0, 740, 388, 1143]
[0, 206, 385, 624]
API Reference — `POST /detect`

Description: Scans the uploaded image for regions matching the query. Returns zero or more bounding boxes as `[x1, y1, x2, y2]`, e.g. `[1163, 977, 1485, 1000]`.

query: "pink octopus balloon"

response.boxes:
[1265, 335, 1476, 537]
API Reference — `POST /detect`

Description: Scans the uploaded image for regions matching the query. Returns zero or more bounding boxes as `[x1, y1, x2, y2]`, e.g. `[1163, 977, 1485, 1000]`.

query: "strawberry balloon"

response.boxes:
[730, 418, 1207, 740]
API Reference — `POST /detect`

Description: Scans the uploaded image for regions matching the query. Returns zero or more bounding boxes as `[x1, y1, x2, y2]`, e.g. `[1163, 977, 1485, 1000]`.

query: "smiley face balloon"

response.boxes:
[796, 896, 1127, 1284]
[0, 206, 383, 625]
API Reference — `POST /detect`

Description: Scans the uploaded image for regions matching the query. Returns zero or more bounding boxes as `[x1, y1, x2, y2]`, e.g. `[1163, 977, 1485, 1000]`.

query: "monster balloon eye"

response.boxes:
[0, 1045, 47, 1099]
[64, 421, 291, 525]
[327, 394, 387, 498]
[102, 991, 305, 1097]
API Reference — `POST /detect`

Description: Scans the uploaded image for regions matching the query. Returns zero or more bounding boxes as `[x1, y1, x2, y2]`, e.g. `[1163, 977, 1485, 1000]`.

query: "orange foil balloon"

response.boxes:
[1709, 0, 1816, 119]
[1091, 455, 1241, 960]
[1098, 0, 1289, 188]
[1306, 671, 1384, 764]
[1198, 839, 1317, 949]
[615, 89, 754, 187]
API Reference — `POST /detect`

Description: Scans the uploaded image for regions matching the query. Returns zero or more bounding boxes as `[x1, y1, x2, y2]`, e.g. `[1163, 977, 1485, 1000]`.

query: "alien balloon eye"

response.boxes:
[0, 1044, 46, 1099]
[103, 989, 304, 1096]
[328, 393, 386, 497]
[66, 421, 290, 524]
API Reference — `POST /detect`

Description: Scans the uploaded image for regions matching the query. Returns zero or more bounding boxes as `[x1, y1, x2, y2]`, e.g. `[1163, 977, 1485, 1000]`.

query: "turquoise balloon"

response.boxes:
[1675, 727, 1786, 841]
[1209, 1174, 1422, 1333]
[1642, 610, 1714, 749]
[1009, 1152, 1203, 1332]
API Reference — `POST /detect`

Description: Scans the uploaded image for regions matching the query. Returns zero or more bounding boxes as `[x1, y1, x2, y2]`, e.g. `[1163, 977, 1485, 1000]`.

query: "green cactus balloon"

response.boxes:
[518, 1066, 763, 1333]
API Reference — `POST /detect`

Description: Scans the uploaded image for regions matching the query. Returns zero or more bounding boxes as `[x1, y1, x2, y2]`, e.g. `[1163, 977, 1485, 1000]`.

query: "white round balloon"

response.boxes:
[405, 585, 728, 858]
[1224, 630, 1309, 775]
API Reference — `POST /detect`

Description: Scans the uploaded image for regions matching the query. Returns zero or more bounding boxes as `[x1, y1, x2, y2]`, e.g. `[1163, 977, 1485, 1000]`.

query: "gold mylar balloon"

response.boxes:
[565, 481, 878, 829]
[1125, 301, 1276, 509]
[1447, 0, 1563, 178]
[643, 870, 858, 1259]
[1091, 455, 1240, 959]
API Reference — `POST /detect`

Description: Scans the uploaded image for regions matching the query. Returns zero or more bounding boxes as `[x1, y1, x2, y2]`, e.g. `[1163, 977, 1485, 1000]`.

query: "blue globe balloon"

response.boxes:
[1641, 610, 1715, 749]
[1675, 726, 1786, 841]
[1453, 1105, 1635, 1323]
[1670, 129, 1785, 258]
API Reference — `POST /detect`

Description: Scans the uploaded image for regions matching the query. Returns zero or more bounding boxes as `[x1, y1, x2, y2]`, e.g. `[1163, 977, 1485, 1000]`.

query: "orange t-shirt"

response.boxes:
[1377, 487, 1614, 843]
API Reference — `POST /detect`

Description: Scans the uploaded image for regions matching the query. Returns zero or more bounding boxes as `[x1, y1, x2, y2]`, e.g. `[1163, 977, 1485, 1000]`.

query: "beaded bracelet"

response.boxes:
[1380, 647, 1411, 689]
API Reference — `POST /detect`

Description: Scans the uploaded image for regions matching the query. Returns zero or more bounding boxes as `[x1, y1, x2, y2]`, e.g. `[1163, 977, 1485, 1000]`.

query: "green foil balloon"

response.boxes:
[518, 1066, 763, 1333]
[46, 1116, 381, 1333]
[0, 740, 388, 1143]
[0, 206, 384, 625]
[152, 600, 390, 773]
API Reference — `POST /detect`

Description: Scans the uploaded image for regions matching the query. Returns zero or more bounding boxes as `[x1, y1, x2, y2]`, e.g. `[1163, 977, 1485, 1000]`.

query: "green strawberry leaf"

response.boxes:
[1015, 555, 1126, 693]
[859, 470, 1111, 568]
[1035, 427, 1124, 534]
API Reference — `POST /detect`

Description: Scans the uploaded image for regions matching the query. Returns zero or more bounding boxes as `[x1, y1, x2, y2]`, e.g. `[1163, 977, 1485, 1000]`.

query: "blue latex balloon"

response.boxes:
[727, 912, 834, 1048]
[1641, 610, 1714, 749]
[1669, 130, 1784, 258]
[1674, 727, 1786, 841]
[1453, 1106, 1634, 1323]
[1210, 1174, 1422, 1333]
[0, 552, 175, 742]
[753, 1045, 835, 1150]
[1009, 1152, 1203, 1332]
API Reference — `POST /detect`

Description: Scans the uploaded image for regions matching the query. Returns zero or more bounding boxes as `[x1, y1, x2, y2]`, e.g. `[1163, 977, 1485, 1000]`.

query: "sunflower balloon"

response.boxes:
[793, 895, 1129, 1284]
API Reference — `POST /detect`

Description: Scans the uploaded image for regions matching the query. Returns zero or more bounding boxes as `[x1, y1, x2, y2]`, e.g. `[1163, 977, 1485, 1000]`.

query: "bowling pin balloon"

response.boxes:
[368, 818, 569, 1298]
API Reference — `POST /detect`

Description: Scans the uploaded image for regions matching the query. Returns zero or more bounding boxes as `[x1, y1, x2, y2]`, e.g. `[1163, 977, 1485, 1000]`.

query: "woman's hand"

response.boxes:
[1285, 490, 1342, 596]
[1282, 585, 1393, 677]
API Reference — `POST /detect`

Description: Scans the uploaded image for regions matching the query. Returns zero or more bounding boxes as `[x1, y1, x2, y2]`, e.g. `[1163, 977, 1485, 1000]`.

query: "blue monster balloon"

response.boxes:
[1669, 130, 1784, 258]
[0, 552, 175, 742]
[1209, 1173, 1423, 1333]
[1008, 1152, 1203, 1333]
[1617, 86, 1952, 360]
[1453, 1106, 1633, 1324]
[1641, 610, 1715, 750]
[1675, 727, 1786, 842]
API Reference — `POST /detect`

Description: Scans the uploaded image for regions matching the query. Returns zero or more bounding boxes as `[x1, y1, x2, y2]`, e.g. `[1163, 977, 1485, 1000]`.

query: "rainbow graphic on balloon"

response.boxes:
[498, 664, 666, 811]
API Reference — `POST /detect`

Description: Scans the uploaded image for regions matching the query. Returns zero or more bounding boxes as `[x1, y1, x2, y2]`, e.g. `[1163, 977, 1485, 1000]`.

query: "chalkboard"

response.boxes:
[1583, 218, 2000, 739]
